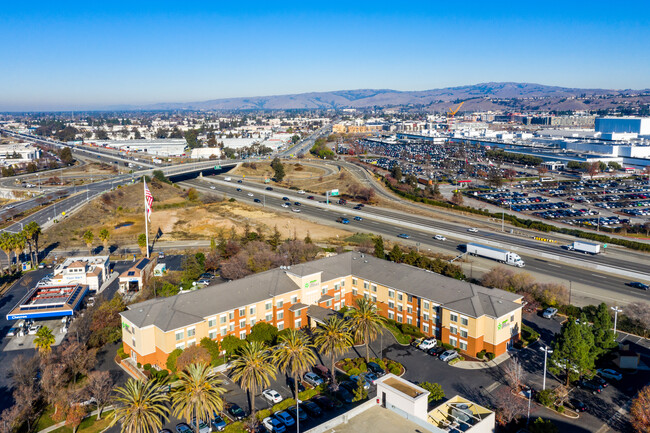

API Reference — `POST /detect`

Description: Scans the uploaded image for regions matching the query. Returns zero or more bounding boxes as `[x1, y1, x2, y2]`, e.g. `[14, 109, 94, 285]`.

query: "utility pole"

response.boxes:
[540, 345, 553, 391]
[611, 306, 623, 334]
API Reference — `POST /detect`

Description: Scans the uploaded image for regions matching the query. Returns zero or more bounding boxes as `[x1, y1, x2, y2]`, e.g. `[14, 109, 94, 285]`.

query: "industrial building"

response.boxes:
[93, 139, 187, 157]
[7, 284, 89, 321]
[596, 117, 650, 137]
[120, 252, 522, 369]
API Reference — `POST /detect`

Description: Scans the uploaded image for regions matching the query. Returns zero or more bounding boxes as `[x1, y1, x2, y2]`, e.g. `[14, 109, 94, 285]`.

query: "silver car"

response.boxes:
[439, 350, 459, 362]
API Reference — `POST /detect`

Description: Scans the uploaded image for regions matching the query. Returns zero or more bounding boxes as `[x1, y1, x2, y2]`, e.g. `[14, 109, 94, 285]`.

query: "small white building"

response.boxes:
[50, 256, 110, 292]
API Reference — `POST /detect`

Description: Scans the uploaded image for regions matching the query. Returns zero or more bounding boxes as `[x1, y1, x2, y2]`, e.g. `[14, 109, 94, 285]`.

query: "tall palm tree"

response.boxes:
[230, 341, 276, 417]
[83, 230, 94, 255]
[313, 316, 354, 390]
[274, 329, 318, 433]
[346, 297, 386, 362]
[24, 221, 41, 264]
[99, 228, 111, 252]
[11, 233, 25, 271]
[34, 326, 55, 355]
[0, 232, 14, 273]
[111, 378, 169, 433]
[171, 363, 225, 433]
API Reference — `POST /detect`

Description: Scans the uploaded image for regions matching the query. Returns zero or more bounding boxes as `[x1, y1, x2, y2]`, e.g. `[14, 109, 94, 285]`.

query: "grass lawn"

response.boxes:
[35, 409, 114, 433]
[34, 406, 58, 432]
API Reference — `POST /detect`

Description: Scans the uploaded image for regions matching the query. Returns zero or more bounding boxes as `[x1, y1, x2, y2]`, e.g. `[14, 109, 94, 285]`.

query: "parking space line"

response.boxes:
[485, 381, 500, 393]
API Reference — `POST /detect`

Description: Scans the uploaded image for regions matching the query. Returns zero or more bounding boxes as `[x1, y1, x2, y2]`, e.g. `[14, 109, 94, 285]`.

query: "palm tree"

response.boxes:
[11, 233, 25, 271]
[313, 316, 354, 390]
[23, 221, 41, 266]
[0, 231, 14, 273]
[34, 326, 55, 355]
[99, 228, 111, 252]
[346, 297, 386, 362]
[274, 329, 318, 433]
[83, 230, 94, 255]
[171, 363, 225, 433]
[230, 341, 276, 417]
[111, 378, 169, 433]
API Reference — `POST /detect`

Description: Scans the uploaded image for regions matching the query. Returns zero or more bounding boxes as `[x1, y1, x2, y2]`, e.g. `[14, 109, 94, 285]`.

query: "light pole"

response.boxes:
[540, 345, 553, 391]
[611, 306, 623, 334]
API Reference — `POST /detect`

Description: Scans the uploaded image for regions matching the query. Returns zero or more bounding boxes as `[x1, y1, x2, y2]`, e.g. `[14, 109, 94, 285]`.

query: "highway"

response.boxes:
[183, 175, 650, 306]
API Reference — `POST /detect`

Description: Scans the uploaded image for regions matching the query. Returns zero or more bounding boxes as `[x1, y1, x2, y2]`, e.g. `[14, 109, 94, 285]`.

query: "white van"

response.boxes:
[224, 177, 232, 182]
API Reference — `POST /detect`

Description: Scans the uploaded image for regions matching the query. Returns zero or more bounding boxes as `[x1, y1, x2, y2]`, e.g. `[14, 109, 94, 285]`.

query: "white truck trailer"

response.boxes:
[466, 243, 525, 267]
[565, 241, 600, 255]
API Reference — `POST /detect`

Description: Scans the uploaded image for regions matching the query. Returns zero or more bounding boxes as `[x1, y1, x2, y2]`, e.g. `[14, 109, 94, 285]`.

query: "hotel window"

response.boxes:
[265, 301, 272, 311]
[249, 306, 256, 315]
[449, 336, 458, 347]
[407, 306, 412, 314]
[326, 300, 332, 307]
[187, 327, 195, 337]
[277, 300, 283, 309]
[371, 284, 377, 292]
[459, 341, 468, 351]
[341, 280, 345, 287]
[363, 293, 369, 300]
[423, 323, 429, 334]
[277, 311, 284, 320]
[187, 339, 196, 347]
[450, 325, 458, 335]
[511, 315, 515, 322]
[407, 295, 413, 302]
[407, 317, 412, 325]
[239, 319, 246, 329]
[460, 329, 468, 339]
[460, 316, 468, 326]
[397, 314, 403, 323]
[352, 288, 358, 296]
[450, 313, 458, 322]
[277, 322, 284, 331]
[250, 318, 256, 327]
[220, 326, 227, 337]
[335, 293, 340, 301]
[239, 308, 246, 317]
[208, 330, 217, 340]
[220, 315, 227, 324]
[132, 337, 136, 348]
[423, 300, 429, 310]
[239, 331, 246, 340]
[340, 300, 345, 307]
[388, 311, 394, 320]
[175, 330, 184, 341]
[352, 278, 358, 286]
[208, 317, 216, 327]
[291, 296, 298, 304]
[397, 305, 403, 312]
[176, 342, 185, 350]
[423, 313, 429, 321]
[371, 295, 377, 303]
[363, 281, 369, 289]
[334, 284, 340, 291]
[388, 289, 394, 299]
[265, 312, 273, 322]
[229, 312, 234, 320]
[397, 293, 403, 301]
[388, 301, 395, 309]
[229, 324, 234, 332]
[295, 318, 302, 328]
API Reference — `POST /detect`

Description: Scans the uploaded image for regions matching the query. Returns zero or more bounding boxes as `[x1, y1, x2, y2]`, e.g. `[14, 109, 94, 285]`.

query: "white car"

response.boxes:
[292, 208, 301, 213]
[262, 417, 286, 433]
[262, 389, 283, 404]
[298, 190, 305, 194]
[281, 203, 290, 208]
[434, 235, 446, 241]
[247, 192, 254, 197]
[598, 369, 623, 381]
[467, 228, 478, 233]
[418, 338, 437, 350]
[210, 186, 216, 190]
[542, 307, 558, 319]
[191, 419, 210, 433]
[439, 350, 459, 362]
[27, 325, 42, 335]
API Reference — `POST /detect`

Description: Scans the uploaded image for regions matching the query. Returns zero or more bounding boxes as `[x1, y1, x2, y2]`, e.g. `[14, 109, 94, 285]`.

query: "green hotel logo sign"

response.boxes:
[497, 319, 509, 330]
[304, 279, 318, 288]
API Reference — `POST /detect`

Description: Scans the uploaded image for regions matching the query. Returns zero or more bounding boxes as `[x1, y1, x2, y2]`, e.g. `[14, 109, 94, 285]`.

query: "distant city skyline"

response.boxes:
[1, 1, 649, 111]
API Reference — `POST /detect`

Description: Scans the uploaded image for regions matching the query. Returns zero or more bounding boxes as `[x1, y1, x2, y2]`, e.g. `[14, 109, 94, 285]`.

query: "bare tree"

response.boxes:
[10, 355, 40, 390]
[625, 302, 650, 330]
[61, 341, 97, 383]
[85, 371, 113, 420]
[41, 362, 70, 416]
[0, 406, 21, 433]
[493, 386, 528, 427]
[503, 358, 526, 392]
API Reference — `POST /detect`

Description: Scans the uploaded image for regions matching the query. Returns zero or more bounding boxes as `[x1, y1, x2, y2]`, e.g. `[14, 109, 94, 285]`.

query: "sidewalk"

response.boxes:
[452, 351, 512, 370]
[38, 406, 114, 433]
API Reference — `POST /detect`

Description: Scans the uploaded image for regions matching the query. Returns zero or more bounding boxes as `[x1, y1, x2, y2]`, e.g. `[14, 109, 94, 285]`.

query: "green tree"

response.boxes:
[591, 303, 617, 358]
[137, 234, 148, 257]
[550, 320, 596, 385]
[99, 228, 111, 252]
[220, 335, 246, 357]
[420, 382, 445, 403]
[171, 363, 225, 433]
[82, 230, 94, 254]
[346, 298, 386, 363]
[110, 378, 170, 433]
[24, 221, 41, 265]
[390, 165, 402, 182]
[388, 245, 403, 263]
[230, 341, 276, 417]
[268, 226, 281, 251]
[10, 233, 25, 272]
[34, 326, 55, 355]
[313, 316, 354, 389]
[59, 147, 74, 164]
[353, 377, 368, 402]
[184, 129, 200, 148]
[166, 349, 183, 373]
[200, 337, 221, 367]
[0, 231, 16, 273]
[291, 134, 300, 144]
[373, 236, 385, 259]
[273, 329, 318, 432]
[152, 170, 169, 184]
[529, 417, 559, 433]
[271, 157, 285, 182]
[247, 322, 279, 345]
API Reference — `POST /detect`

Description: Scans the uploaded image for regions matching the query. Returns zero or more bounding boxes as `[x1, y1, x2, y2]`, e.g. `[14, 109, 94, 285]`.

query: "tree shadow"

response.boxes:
[41, 242, 59, 259]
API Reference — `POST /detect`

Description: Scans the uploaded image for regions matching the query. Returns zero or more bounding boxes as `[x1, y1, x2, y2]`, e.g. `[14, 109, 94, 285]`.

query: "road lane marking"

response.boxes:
[485, 382, 500, 393]
[591, 274, 608, 279]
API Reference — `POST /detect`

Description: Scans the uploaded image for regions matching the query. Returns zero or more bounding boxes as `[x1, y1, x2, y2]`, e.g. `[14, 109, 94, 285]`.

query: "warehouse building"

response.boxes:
[120, 252, 522, 368]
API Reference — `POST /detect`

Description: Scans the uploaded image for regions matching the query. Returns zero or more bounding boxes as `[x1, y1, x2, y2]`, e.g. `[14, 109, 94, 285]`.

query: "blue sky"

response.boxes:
[1, 1, 649, 110]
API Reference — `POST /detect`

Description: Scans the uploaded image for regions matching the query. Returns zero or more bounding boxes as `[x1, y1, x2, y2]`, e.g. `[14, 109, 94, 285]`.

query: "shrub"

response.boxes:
[486, 352, 495, 361]
[389, 366, 401, 375]
[448, 358, 462, 366]
[166, 348, 183, 373]
[143, 363, 152, 371]
[556, 405, 565, 413]
[477, 350, 486, 359]
[348, 367, 361, 376]
[137, 362, 141, 369]
[117, 347, 129, 360]
[298, 388, 318, 401]
[256, 409, 271, 420]
[272, 398, 296, 413]
[420, 382, 445, 403]
[522, 324, 540, 345]
[537, 389, 554, 407]
[223, 422, 246, 433]
[373, 358, 387, 370]
[441, 343, 454, 350]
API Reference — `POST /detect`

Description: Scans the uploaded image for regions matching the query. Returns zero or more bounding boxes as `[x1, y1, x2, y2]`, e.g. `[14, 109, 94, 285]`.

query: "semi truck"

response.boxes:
[466, 243, 525, 267]
[565, 241, 600, 255]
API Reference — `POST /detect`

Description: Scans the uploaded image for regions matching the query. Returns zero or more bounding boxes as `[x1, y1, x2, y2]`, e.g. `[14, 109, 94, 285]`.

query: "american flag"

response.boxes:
[144, 179, 153, 222]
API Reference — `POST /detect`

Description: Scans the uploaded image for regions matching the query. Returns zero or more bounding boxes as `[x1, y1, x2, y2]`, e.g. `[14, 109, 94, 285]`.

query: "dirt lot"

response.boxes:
[40, 180, 353, 250]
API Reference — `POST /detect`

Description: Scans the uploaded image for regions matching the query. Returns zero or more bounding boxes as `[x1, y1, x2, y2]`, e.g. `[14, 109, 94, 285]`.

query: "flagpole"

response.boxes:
[143, 177, 149, 258]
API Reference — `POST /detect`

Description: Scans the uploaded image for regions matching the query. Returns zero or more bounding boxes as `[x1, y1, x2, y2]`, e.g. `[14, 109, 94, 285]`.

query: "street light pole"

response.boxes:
[540, 345, 553, 391]
[611, 306, 623, 334]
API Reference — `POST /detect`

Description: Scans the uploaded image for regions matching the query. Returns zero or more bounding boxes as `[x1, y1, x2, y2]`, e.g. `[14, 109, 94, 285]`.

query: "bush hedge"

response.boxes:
[117, 347, 129, 360]
[476, 350, 486, 359]
[486, 352, 496, 361]
[298, 388, 319, 401]
[255, 409, 271, 421]
[272, 398, 296, 412]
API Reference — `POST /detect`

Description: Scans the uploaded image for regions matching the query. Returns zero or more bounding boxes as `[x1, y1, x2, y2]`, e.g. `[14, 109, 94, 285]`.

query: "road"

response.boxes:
[279, 124, 332, 157]
[183, 176, 650, 306]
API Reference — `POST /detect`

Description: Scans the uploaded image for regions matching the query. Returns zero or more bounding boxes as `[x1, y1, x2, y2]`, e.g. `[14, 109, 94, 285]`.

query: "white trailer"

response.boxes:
[466, 243, 525, 267]
[566, 241, 600, 255]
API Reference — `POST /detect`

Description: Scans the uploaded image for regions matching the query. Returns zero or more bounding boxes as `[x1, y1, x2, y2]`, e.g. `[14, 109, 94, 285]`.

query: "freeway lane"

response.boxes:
[184, 177, 650, 305]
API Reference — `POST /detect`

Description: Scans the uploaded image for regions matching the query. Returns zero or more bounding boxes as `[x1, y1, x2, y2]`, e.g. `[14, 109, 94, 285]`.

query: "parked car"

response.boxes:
[542, 307, 558, 319]
[302, 400, 323, 417]
[273, 411, 295, 427]
[418, 338, 437, 350]
[439, 350, 459, 362]
[367, 362, 386, 376]
[578, 379, 604, 394]
[211, 414, 226, 431]
[427, 346, 445, 358]
[175, 423, 192, 433]
[287, 405, 308, 422]
[262, 417, 286, 433]
[339, 380, 358, 394]
[361, 372, 379, 385]
[397, 233, 410, 239]
[286, 377, 305, 393]
[569, 399, 587, 412]
[159, 429, 172, 433]
[28, 324, 42, 335]
[597, 368, 623, 381]
[158, 251, 165, 259]
[262, 389, 283, 404]
[434, 235, 446, 241]
[312, 395, 335, 411]
[349, 375, 370, 390]
[312, 365, 331, 381]
[303, 372, 324, 387]
[191, 419, 210, 433]
[334, 387, 354, 404]
[410, 337, 425, 347]
[591, 375, 608, 388]
[627, 282, 649, 290]
[226, 403, 247, 421]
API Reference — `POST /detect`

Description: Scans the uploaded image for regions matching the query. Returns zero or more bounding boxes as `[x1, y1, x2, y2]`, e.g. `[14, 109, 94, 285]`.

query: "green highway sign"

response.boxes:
[330, 189, 339, 196]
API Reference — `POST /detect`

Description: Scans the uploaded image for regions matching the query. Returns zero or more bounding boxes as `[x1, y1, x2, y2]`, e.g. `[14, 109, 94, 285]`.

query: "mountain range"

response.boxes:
[137, 82, 650, 111]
